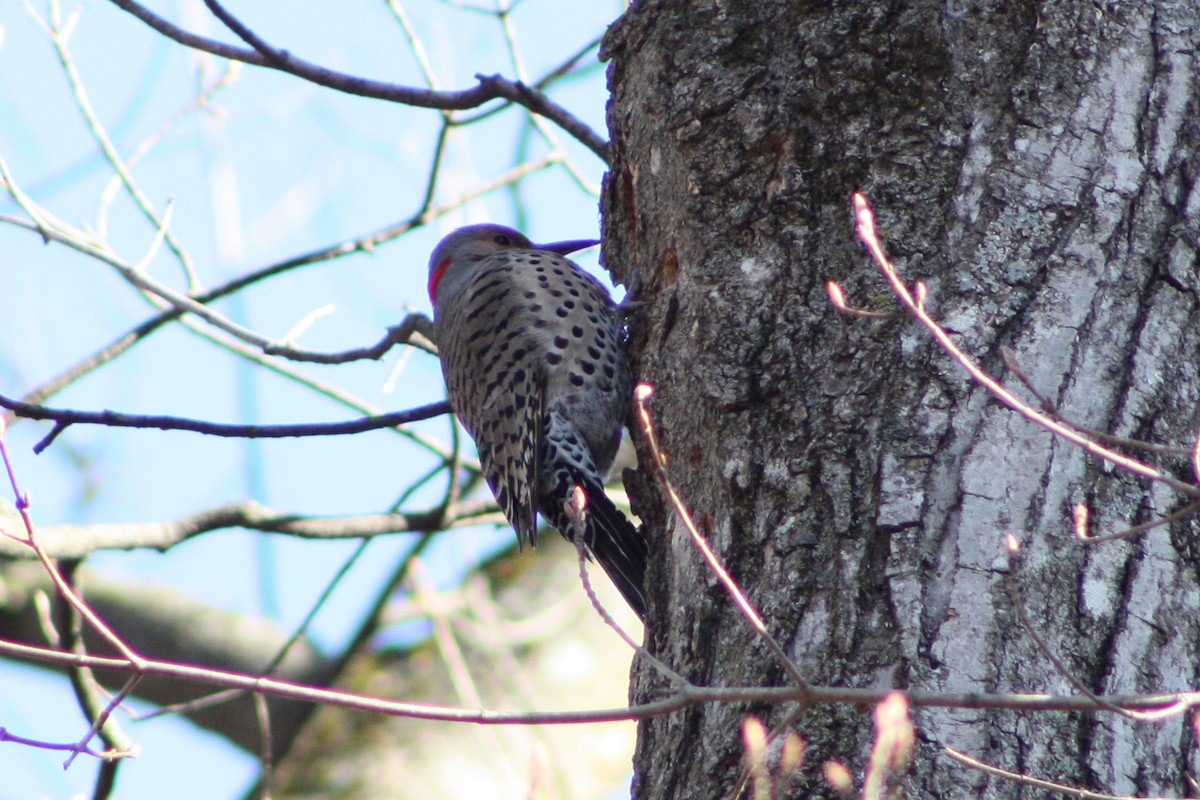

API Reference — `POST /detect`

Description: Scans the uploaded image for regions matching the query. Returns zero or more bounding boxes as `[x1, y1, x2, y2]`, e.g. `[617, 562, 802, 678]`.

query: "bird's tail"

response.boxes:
[581, 484, 648, 620]
[547, 477, 648, 620]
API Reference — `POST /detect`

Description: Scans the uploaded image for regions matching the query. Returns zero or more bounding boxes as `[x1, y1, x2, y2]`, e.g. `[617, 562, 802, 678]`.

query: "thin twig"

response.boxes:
[64, 675, 141, 770]
[565, 488, 688, 687]
[0, 392, 447, 454]
[138, 538, 377, 723]
[490, 5, 598, 194]
[0, 419, 145, 667]
[1005, 535, 1185, 722]
[1073, 500, 1200, 545]
[4, 635, 1198, 725]
[253, 693, 273, 795]
[826, 280, 895, 319]
[105, 0, 610, 160]
[57, 562, 137, 772]
[30, 0, 199, 286]
[943, 746, 1177, 800]
[849, 193, 1199, 499]
[1001, 346, 1190, 457]
[96, 63, 241, 241]
[0, 727, 131, 761]
[633, 384, 813, 695]
[2, 157, 552, 411]
[0, 498, 501, 561]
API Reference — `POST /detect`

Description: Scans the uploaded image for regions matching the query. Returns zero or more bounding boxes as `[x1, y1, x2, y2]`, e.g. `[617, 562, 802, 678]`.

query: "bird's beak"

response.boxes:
[537, 238, 601, 255]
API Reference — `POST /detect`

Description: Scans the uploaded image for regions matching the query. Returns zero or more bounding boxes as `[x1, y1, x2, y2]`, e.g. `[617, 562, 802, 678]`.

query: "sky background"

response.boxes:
[0, 0, 622, 796]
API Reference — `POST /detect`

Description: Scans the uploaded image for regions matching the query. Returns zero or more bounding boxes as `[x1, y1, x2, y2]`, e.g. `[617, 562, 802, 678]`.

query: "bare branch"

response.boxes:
[57, 562, 137, 776]
[0, 726, 132, 762]
[566, 489, 684, 686]
[0, 499, 502, 560]
[1005, 535, 1186, 722]
[1001, 346, 1192, 458]
[847, 193, 1200, 499]
[1073, 500, 1200, 545]
[4, 635, 1199, 726]
[29, 0, 199, 286]
[944, 746, 1176, 800]
[634, 383, 812, 695]
[106, 0, 610, 161]
[4, 156, 551, 411]
[0, 393, 449, 455]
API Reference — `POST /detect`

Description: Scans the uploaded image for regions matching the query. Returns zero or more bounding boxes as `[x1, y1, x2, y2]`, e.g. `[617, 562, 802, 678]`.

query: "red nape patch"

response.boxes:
[428, 257, 451, 303]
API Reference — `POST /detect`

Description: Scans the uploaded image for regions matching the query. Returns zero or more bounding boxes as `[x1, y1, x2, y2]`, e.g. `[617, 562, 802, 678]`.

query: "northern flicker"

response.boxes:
[427, 224, 647, 619]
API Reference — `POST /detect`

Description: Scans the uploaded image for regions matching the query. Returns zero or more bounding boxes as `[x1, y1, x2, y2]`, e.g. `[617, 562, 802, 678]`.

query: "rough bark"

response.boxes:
[603, 1, 1200, 797]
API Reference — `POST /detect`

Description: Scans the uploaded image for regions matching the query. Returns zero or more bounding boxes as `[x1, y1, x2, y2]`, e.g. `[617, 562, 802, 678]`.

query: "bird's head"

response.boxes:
[427, 224, 599, 306]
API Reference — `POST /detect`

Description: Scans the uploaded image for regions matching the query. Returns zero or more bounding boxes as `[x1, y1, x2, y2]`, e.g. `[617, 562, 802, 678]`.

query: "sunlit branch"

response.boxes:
[847, 193, 1199, 499]
[634, 384, 812, 695]
[0, 498, 501, 560]
[4, 635, 1198, 726]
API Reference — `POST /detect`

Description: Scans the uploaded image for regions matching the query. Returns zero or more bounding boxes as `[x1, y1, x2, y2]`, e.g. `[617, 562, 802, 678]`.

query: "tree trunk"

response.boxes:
[603, 1, 1200, 797]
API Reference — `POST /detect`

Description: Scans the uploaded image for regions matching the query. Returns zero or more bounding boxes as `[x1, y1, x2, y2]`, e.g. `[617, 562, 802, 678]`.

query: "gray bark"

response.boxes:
[603, 1, 1200, 797]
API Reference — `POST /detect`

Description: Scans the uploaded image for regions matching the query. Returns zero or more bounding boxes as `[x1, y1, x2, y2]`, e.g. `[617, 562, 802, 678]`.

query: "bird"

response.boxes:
[426, 223, 647, 619]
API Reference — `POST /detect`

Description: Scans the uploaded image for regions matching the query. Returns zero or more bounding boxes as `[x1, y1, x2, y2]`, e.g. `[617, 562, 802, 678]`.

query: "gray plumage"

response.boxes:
[427, 224, 647, 618]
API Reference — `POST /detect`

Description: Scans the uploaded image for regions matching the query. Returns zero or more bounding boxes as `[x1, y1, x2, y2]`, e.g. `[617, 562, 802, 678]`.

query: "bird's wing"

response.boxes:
[438, 259, 546, 547]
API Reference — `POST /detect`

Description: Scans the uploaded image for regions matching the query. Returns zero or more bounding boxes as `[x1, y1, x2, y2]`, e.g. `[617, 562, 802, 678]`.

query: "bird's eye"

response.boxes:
[493, 233, 512, 246]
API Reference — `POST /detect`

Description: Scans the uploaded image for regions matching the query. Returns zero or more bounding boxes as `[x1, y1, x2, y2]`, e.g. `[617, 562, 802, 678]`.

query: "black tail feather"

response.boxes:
[546, 479, 648, 620]
[579, 486, 648, 619]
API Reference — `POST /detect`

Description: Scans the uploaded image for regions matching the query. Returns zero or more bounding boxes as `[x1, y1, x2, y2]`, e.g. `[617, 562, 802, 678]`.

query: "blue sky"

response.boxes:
[0, 0, 623, 796]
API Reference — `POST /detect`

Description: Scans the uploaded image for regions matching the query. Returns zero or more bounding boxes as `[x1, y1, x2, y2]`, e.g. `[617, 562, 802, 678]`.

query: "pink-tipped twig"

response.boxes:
[564, 487, 688, 687]
[633, 384, 812, 695]
[850, 193, 1198, 500]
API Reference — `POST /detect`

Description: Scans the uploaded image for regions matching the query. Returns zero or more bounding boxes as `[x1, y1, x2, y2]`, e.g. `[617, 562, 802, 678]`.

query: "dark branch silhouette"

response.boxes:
[107, 0, 611, 161]
[0, 394, 450, 454]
